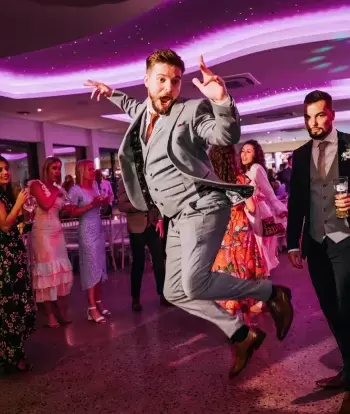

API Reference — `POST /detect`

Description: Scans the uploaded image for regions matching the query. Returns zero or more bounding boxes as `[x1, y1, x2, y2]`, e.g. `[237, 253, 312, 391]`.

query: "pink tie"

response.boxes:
[317, 141, 329, 179]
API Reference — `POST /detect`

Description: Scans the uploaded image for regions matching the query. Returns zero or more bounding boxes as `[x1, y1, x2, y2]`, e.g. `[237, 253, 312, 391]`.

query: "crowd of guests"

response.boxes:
[0, 139, 287, 373]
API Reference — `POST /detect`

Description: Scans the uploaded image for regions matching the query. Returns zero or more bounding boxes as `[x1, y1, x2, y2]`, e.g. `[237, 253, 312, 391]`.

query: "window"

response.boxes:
[0, 140, 39, 185]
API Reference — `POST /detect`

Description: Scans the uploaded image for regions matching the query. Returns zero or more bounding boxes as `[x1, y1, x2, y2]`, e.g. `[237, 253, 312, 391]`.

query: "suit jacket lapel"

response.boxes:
[305, 140, 313, 205]
[337, 131, 350, 179]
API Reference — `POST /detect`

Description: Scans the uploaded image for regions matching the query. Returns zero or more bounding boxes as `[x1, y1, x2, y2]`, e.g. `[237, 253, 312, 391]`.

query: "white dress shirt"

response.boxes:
[289, 128, 338, 252]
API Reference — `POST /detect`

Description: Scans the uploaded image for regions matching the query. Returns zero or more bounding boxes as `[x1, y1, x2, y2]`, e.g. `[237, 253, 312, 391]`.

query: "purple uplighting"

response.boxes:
[0, 1, 350, 99]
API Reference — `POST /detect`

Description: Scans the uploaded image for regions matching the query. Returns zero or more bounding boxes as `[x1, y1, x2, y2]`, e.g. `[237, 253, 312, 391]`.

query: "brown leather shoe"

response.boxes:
[339, 392, 350, 414]
[266, 285, 293, 341]
[229, 327, 266, 378]
[316, 370, 344, 389]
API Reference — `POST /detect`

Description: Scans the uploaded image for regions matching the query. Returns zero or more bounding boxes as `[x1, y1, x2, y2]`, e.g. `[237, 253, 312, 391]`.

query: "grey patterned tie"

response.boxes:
[317, 141, 329, 179]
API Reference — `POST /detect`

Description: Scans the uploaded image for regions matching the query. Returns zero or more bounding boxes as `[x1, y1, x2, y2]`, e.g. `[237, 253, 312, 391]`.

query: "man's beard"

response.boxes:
[150, 94, 175, 115]
[307, 126, 332, 141]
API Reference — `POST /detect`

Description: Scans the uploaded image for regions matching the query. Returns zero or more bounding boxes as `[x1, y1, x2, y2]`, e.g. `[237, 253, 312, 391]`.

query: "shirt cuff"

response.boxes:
[288, 248, 300, 252]
[211, 95, 232, 107]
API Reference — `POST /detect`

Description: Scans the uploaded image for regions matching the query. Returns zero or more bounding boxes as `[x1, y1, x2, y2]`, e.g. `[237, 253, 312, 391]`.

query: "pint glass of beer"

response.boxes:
[334, 176, 349, 219]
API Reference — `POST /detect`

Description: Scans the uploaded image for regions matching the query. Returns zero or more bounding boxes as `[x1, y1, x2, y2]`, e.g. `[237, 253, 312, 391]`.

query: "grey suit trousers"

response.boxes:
[163, 191, 273, 338]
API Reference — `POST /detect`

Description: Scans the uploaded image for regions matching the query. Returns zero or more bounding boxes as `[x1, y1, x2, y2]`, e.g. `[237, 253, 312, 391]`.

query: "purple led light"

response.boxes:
[52, 147, 76, 155]
[102, 82, 350, 122]
[242, 110, 350, 134]
[0, 153, 27, 161]
[103, 110, 350, 134]
[0, 7, 349, 98]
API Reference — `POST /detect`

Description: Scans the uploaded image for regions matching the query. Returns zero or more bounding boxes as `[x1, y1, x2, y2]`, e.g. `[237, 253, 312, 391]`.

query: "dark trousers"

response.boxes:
[307, 236, 350, 390]
[130, 225, 166, 300]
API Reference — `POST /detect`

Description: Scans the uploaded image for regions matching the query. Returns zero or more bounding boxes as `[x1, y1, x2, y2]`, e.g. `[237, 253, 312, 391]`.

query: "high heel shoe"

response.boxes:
[87, 307, 106, 323]
[96, 301, 111, 317]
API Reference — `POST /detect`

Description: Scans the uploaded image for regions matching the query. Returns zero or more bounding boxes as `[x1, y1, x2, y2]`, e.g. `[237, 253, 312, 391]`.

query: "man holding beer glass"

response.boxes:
[287, 90, 350, 413]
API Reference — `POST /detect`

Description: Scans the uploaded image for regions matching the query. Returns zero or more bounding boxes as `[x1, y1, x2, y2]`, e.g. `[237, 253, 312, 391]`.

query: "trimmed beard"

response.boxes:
[149, 95, 175, 115]
[307, 126, 332, 141]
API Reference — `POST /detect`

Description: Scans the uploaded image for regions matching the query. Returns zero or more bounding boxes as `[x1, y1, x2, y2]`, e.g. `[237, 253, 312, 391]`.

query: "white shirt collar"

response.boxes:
[312, 128, 338, 148]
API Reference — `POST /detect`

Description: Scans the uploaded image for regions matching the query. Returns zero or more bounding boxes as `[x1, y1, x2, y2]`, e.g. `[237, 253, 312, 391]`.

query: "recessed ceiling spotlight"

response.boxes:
[293, 138, 296, 141]
[267, 131, 270, 134]
[37, 108, 42, 112]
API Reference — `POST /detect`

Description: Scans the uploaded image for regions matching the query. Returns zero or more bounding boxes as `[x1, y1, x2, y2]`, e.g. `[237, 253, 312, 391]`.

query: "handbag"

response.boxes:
[262, 216, 285, 237]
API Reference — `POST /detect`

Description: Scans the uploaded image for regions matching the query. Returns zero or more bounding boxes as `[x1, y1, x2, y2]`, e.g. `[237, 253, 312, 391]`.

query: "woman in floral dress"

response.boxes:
[210, 146, 268, 315]
[0, 155, 36, 373]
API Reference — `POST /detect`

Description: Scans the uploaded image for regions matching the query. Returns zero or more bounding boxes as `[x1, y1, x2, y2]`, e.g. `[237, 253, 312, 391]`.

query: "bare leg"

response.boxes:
[87, 285, 105, 322]
[43, 301, 59, 328]
[95, 281, 111, 316]
[56, 295, 71, 324]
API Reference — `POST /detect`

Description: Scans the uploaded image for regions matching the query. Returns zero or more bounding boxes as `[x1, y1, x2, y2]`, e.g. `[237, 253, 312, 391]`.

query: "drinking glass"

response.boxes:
[334, 176, 349, 219]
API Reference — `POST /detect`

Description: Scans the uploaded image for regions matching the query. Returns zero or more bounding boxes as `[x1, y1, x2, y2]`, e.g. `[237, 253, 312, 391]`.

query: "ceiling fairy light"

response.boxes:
[103, 110, 350, 135]
[0, 7, 350, 98]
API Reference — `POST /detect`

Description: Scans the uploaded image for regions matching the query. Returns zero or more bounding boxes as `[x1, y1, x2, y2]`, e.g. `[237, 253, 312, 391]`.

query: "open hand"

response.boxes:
[84, 79, 113, 101]
[192, 56, 228, 102]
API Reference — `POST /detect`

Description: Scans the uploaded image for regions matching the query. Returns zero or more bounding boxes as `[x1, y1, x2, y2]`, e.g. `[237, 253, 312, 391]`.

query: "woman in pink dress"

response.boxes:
[30, 157, 73, 327]
[240, 140, 287, 312]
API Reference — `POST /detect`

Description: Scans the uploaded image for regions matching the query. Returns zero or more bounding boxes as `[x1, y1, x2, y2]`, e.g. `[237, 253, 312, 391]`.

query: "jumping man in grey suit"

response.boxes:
[85, 49, 293, 376]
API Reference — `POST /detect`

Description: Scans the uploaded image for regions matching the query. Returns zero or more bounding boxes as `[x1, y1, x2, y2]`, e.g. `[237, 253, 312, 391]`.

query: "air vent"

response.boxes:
[256, 111, 298, 121]
[223, 73, 261, 89]
[190, 73, 260, 90]
[17, 111, 30, 115]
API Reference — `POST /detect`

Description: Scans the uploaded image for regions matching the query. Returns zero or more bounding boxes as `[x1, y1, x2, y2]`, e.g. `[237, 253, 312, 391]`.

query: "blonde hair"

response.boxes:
[75, 159, 94, 186]
[41, 156, 62, 183]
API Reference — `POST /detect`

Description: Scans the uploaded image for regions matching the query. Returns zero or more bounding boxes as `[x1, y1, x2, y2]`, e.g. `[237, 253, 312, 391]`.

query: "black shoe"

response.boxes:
[132, 299, 142, 312]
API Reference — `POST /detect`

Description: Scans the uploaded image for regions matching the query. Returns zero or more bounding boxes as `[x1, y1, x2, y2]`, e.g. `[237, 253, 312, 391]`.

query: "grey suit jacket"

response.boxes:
[110, 91, 251, 211]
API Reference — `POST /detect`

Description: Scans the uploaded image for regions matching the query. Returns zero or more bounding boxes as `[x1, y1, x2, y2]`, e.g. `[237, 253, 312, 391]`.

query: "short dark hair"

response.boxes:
[304, 90, 333, 110]
[146, 49, 185, 74]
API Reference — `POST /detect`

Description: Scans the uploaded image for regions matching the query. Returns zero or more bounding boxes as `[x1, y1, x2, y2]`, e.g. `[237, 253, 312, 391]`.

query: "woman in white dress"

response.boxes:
[240, 140, 287, 312]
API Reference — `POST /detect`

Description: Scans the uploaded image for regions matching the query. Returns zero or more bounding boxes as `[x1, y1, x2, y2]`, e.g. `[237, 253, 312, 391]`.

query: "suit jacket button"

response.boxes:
[323, 184, 327, 188]
[323, 196, 327, 199]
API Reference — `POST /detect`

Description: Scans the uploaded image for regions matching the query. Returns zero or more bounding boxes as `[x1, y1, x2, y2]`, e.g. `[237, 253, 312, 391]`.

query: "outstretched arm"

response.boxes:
[84, 80, 142, 120]
[192, 56, 240, 145]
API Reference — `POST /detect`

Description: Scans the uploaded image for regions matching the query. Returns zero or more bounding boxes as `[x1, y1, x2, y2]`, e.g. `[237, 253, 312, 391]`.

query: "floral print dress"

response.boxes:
[0, 192, 36, 366]
[212, 174, 268, 314]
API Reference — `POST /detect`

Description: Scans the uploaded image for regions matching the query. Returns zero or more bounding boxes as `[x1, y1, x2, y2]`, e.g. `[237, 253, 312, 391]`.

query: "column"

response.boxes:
[37, 122, 54, 173]
[86, 130, 100, 169]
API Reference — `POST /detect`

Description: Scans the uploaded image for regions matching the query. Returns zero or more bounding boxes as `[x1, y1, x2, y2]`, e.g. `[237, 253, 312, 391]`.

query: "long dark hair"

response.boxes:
[0, 155, 15, 204]
[240, 139, 267, 172]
